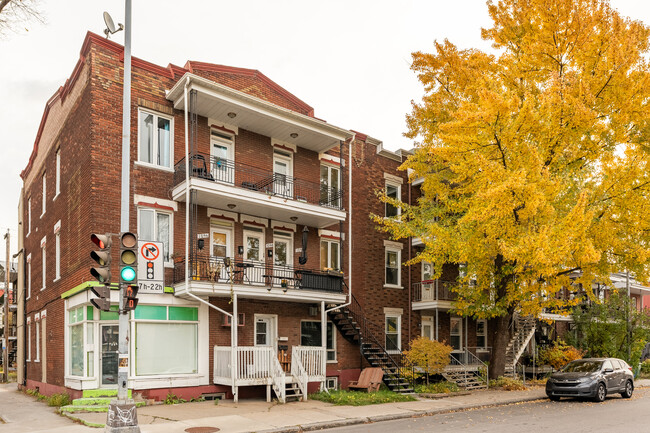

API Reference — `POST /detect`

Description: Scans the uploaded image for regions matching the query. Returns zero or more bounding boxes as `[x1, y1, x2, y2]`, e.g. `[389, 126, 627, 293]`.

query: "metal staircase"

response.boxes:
[329, 293, 414, 394]
[504, 314, 536, 377]
[442, 350, 489, 390]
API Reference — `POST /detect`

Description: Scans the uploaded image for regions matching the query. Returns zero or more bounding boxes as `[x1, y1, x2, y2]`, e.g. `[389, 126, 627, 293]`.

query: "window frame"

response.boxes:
[384, 246, 402, 288]
[385, 181, 401, 217]
[26, 254, 31, 300]
[243, 228, 265, 263]
[385, 314, 401, 354]
[320, 238, 340, 271]
[476, 319, 487, 351]
[137, 207, 173, 266]
[300, 320, 337, 362]
[320, 163, 341, 207]
[35, 317, 40, 362]
[41, 238, 46, 291]
[27, 319, 31, 362]
[136, 108, 174, 171]
[27, 197, 31, 236]
[41, 172, 46, 216]
[55, 148, 61, 198]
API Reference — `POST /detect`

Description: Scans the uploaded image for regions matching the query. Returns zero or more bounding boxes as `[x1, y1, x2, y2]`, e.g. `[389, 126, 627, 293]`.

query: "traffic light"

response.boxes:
[123, 284, 139, 312]
[90, 284, 112, 312]
[119, 232, 138, 286]
[90, 233, 112, 284]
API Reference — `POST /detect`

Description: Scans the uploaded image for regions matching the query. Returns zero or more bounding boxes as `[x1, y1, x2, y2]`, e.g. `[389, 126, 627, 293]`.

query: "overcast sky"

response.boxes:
[0, 0, 648, 264]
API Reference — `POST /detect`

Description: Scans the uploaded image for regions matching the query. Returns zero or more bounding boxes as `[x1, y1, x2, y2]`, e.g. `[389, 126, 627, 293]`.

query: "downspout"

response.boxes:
[324, 133, 355, 316]
[408, 169, 412, 346]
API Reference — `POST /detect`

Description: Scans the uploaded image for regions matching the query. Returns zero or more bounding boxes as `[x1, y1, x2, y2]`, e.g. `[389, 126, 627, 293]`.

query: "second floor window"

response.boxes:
[385, 182, 400, 217]
[320, 164, 340, 207]
[41, 172, 46, 215]
[138, 109, 172, 169]
[138, 208, 171, 263]
[320, 239, 340, 271]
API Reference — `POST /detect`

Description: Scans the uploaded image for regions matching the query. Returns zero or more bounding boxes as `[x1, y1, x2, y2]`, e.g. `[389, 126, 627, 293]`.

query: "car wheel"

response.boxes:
[621, 380, 633, 399]
[594, 383, 606, 402]
[548, 395, 561, 402]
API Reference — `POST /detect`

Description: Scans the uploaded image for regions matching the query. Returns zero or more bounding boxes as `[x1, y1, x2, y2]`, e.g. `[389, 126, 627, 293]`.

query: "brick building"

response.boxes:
[19, 32, 473, 401]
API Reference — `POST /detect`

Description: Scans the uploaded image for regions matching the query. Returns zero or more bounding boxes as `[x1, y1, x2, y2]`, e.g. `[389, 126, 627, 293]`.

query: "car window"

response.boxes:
[602, 360, 613, 371]
[561, 360, 602, 373]
[611, 360, 622, 370]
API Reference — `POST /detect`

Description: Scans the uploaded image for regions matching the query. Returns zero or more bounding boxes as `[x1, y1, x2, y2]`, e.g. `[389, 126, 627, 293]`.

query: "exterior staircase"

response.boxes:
[504, 314, 536, 377]
[442, 366, 487, 390]
[284, 377, 304, 402]
[329, 293, 413, 394]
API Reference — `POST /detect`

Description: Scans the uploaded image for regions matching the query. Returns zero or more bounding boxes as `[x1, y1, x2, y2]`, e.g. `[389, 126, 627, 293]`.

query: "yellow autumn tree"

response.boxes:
[376, 0, 650, 378]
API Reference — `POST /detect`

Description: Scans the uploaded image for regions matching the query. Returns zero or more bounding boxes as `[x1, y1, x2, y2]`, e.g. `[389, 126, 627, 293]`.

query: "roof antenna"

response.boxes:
[103, 11, 124, 39]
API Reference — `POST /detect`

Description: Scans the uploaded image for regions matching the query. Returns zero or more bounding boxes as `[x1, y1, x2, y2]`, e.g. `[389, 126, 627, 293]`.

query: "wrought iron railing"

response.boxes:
[174, 254, 344, 293]
[412, 280, 459, 302]
[174, 152, 343, 209]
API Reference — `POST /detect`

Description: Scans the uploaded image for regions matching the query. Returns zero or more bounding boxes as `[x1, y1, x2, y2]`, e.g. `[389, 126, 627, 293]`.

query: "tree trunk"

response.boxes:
[489, 311, 513, 379]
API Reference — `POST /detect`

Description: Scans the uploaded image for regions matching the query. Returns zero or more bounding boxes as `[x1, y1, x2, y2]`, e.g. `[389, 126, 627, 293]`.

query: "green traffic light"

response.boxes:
[121, 266, 136, 282]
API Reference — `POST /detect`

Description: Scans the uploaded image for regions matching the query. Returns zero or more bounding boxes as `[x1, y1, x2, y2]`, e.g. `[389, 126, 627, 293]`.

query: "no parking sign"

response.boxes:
[137, 240, 164, 293]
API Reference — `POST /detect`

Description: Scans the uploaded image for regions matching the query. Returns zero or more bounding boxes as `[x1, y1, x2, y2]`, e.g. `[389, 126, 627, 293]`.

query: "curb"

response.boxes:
[257, 394, 546, 433]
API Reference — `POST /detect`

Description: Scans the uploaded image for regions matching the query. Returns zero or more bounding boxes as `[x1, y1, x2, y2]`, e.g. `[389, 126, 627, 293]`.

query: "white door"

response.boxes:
[210, 132, 233, 183]
[421, 316, 434, 340]
[273, 233, 293, 287]
[421, 262, 434, 301]
[273, 153, 293, 198]
[450, 317, 463, 362]
[210, 227, 231, 281]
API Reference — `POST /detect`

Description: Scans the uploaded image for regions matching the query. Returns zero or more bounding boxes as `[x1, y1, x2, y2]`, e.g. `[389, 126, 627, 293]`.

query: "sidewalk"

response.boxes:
[3, 380, 649, 433]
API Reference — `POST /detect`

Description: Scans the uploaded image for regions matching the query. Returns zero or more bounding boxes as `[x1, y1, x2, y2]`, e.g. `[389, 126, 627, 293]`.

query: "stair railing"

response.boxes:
[291, 347, 309, 401]
[270, 352, 286, 403]
[346, 293, 414, 389]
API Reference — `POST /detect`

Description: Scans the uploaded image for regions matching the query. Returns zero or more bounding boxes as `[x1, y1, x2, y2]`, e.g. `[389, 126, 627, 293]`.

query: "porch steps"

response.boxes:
[442, 369, 488, 390]
[284, 381, 304, 402]
[60, 390, 144, 414]
[329, 299, 413, 394]
[504, 315, 536, 378]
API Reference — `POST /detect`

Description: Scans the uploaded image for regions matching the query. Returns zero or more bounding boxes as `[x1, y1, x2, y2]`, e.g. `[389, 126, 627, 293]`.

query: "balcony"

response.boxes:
[412, 280, 458, 310]
[173, 254, 346, 304]
[172, 152, 346, 228]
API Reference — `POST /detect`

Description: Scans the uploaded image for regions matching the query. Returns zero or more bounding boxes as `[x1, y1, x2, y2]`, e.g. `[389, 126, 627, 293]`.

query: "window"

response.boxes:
[138, 208, 171, 263]
[134, 306, 198, 375]
[476, 320, 487, 350]
[450, 317, 462, 351]
[138, 109, 172, 169]
[26, 254, 31, 299]
[68, 306, 93, 377]
[320, 239, 340, 271]
[41, 240, 46, 291]
[210, 130, 234, 182]
[385, 315, 401, 353]
[55, 149, 61, 197]
[27, 197, 31, 235]
[41, 172, 46, 215]
[273, 151, 293, 198]
[300, 321, 336, 361]
[385, 248, 401, 287]
[27, 320, 31, 361]
[55, 227, 61, 281]
[320, 164, 340, 207]
[385, 182, 400, 217]
[35, 318, 40, 362]
[243, 228, 264, 262]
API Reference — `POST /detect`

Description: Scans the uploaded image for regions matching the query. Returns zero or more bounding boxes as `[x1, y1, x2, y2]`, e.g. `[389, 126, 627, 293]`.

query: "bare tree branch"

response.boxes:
[0, 0, 44, 38]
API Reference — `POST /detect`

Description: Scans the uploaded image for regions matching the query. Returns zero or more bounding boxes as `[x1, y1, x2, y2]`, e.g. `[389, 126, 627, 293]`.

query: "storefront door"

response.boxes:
[100, 324, 119, 386]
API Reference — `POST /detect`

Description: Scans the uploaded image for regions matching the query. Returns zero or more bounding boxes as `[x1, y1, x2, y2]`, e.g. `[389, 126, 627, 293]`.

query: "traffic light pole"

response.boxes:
[107, 0, 140, 431]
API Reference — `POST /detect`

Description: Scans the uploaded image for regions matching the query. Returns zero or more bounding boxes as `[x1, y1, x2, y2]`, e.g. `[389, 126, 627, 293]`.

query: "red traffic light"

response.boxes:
[91, 233, 111, 250]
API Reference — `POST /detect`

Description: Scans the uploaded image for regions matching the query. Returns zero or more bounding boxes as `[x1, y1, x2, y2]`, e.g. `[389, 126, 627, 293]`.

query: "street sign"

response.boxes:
[137, 240, 164, 294]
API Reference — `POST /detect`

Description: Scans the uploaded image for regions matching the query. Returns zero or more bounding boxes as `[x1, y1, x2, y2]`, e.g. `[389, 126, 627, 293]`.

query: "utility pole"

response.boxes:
[105, 0, 140, 431]
[626, 271, 631, 362]
[3, 230, 9, 383]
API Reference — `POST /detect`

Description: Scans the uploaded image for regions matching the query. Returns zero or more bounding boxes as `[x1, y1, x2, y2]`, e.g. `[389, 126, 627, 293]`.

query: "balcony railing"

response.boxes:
[412, 280, 459, 302]
[174, 254, 344, 293]
[174, 152, 343, 210]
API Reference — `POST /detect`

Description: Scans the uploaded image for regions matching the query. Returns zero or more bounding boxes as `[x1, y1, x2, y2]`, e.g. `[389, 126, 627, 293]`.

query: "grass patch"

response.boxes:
[47, 393, 72, 407]
[415, 381, 459, 394]
[309, 389, 416, 406]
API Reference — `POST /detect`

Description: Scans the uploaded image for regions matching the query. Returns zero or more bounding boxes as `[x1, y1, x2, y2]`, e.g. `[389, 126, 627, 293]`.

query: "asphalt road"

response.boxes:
[326, 387, 650, 433]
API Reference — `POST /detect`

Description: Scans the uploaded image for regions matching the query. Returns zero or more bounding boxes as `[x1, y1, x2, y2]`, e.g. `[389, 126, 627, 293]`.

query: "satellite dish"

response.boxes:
[103, 11, 124, 39]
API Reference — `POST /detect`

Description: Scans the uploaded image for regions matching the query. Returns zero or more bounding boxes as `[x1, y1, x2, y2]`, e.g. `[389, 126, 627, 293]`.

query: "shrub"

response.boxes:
[490, 376, 527, 391]
[309, 389, 416, 406]
[164, 392, 186, 405]
[641, 360, 650, 377]
[537, 341, 584, 370]
[47, 393, 71, 407]
[415, 381, 459, 394]
[403, 337, 453, 384]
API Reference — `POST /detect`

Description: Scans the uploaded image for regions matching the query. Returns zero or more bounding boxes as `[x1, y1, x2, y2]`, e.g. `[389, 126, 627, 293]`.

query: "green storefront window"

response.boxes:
[169, 307, 198, 321]
[134, 305, 167, 320]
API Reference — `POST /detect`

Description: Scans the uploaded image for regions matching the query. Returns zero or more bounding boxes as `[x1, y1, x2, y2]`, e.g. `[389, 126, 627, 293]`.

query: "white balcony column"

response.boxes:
[232, 293, 238, 403]
[321, 300, 326, 390]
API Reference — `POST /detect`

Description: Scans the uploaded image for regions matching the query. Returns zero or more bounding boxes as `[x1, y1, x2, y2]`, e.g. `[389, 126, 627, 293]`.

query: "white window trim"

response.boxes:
[41, 236, 46, 291]
[54, 231, 61, 282]
[41, 172, 46, 217]
[450, 316, 463, 353]
[320, 162, 341, 207]
[26, 253, 32, 300]
[476, 319, 488, 352]
[26, 317, 31, 361]
[137, 206, 174, 267]
[54, 148, 61, 199]
[300, 320, 337, 363]
[320, 238, 340, 271]
[384, 245, 402, 289]
[27, 197, 31, 236]
[385, 179, 402, 218]
[243, 228, 265, 263]
[35, 316, 41, 362]
[385, 313, 402, 355]
[136, 108, 174, 171]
